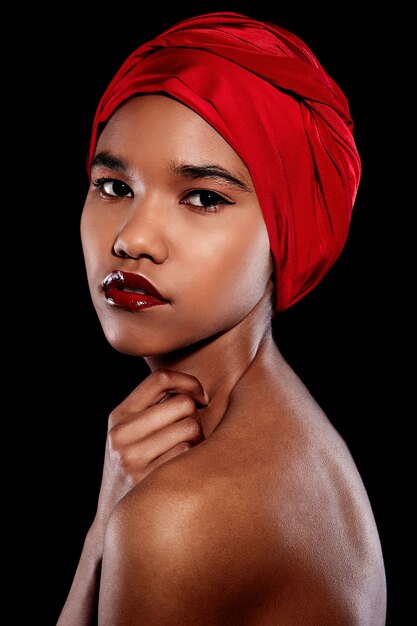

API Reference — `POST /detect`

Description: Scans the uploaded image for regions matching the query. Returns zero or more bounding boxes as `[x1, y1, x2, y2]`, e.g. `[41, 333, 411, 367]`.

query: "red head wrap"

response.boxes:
[88, 12, 361, 312]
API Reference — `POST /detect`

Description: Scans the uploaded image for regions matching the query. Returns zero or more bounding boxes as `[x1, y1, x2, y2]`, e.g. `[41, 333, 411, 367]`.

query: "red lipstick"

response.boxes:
[103, 270, 168, 311]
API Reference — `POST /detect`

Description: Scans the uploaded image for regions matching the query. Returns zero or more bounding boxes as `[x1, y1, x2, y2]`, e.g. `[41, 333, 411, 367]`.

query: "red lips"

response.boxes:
[103, 270, 168, 311]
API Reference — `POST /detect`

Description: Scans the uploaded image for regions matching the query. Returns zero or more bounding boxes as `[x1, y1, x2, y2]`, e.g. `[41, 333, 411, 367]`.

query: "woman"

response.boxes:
[58, 11, 386, 625]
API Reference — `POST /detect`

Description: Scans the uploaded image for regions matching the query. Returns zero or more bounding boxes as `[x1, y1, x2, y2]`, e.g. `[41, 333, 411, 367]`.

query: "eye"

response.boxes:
[93, 177, 134, 198]
[181, 189, 234, 211]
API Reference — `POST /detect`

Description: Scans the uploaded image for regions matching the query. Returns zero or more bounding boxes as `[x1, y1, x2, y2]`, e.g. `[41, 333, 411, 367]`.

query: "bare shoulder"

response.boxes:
[99, 447, 272, 625]
[99, 354, 386, 624]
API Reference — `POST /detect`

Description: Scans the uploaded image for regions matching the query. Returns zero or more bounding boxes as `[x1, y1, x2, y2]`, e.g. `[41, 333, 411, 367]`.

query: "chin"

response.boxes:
[96, 301, 256, 357]
[101, 326, 187, 358]
[101, 317, 230, 358]
[102, 330, 164, 357]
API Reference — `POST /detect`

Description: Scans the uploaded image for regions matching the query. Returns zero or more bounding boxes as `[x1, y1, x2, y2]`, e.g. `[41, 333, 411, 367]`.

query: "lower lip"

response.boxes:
[105, 289, 167, 311]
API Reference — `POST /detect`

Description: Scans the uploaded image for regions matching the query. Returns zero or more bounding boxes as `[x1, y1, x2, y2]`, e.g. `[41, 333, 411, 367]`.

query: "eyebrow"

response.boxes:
[90, 153, 251, 193]
[90, 152, 129, 172]
[169, 162, 251, 192]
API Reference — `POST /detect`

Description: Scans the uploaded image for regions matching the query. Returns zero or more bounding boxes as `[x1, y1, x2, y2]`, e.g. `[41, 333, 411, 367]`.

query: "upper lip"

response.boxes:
[103, 270, 167, 301]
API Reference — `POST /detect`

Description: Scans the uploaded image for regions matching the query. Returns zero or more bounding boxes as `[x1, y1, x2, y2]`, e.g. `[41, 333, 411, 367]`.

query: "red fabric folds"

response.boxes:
[88, 12, 361, 312]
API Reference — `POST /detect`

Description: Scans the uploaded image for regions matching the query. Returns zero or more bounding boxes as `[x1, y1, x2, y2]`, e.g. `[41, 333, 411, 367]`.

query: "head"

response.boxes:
[81, 94, 273, 355]
[81, 11, 361, 356]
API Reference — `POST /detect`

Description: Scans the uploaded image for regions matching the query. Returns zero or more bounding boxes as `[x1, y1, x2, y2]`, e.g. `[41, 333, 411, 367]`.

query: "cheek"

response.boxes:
[181, 217, 272, 319]
[222, 223, 272, 305]
[80, 205, 113, 275]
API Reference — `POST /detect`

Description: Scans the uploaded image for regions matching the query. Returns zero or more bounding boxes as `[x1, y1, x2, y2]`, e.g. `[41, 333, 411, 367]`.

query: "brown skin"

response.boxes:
[58, 95, 386, 625]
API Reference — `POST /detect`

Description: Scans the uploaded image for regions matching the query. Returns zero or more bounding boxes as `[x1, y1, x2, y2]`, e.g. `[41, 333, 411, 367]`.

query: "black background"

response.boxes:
[25, 2, 401, 623]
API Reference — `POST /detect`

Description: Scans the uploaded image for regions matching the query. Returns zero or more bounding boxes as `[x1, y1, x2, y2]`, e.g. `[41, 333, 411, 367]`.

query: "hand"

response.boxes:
[90, 368, 208, 550]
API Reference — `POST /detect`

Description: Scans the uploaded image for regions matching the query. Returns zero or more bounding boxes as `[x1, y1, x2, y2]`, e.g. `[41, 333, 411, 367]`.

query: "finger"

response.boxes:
[118, 416, 203, 469]
[125, 442, 193, 485]
[114, 369, 209, 415]
[109, 394, 202, 445]
[146, 441, 193, 473]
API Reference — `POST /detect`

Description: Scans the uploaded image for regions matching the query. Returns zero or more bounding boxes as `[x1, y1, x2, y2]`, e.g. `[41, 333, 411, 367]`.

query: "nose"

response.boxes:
[113, 199, 169, 263]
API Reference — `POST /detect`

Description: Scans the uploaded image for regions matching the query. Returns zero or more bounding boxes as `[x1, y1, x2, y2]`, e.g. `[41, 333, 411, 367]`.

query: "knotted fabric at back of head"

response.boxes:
[88, 12, 361, 312]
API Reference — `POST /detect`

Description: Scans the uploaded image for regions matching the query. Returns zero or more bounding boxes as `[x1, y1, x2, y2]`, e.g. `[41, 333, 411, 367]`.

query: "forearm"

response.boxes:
[57, 526, 102, 626]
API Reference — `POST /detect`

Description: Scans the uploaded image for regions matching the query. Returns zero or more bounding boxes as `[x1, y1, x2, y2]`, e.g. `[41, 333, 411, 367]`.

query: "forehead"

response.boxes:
[96, 94, 250, 175]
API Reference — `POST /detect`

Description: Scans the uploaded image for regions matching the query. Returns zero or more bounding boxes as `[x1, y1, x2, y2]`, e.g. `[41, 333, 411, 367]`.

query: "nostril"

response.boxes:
[113, 245, 129, 258]
[112, 231, 168, 262]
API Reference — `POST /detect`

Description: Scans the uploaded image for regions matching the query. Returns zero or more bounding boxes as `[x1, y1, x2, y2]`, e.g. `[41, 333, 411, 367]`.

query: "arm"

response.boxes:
[57, 369, 208, 625]
[56, 527, 101, 626]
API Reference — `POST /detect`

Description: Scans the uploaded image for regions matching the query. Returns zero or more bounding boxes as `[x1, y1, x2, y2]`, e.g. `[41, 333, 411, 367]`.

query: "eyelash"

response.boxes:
[91, 177, 235, 212]
[180, 189, 235, 212]
[92, 177, 133, 198]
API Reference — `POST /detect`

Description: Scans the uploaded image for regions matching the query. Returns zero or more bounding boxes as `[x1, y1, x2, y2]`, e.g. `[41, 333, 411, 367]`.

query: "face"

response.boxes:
[81, 95, 273, 356]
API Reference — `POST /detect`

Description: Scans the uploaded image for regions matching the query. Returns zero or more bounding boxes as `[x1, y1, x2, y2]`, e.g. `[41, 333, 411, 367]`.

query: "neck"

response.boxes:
[145, 294, 274, 436]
